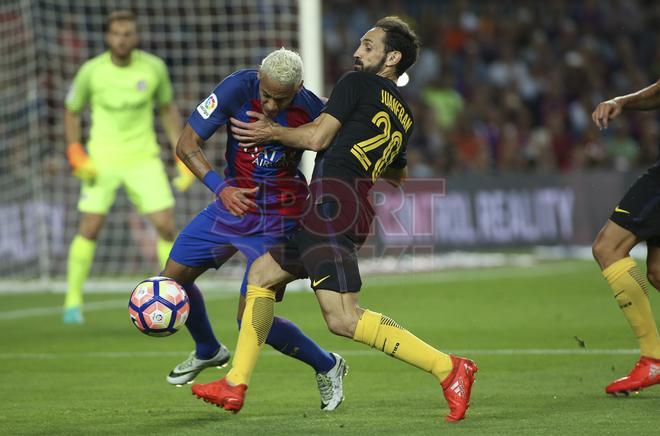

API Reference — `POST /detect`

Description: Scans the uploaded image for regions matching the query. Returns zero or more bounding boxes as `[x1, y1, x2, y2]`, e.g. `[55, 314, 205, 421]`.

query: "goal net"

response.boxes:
[0, 0, 309, 290]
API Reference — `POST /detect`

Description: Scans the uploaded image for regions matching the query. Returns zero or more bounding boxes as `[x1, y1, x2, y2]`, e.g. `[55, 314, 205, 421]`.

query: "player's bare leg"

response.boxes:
[162, 257, 206, 285]
[314, 289, 477, 422]
[192, 253, 294, 411]
[592, 220, 660, 395]
[145, 207, 176, 268]
[592, 220, 637, 270]
[192, 254, 287, 410]
[63, 212, 106, 324]
[193, 253, 351, 412]
[228, 276, 347, 410]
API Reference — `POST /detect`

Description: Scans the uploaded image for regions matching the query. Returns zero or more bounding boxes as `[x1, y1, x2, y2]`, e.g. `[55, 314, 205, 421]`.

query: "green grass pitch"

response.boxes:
[1, 260, 658, 435]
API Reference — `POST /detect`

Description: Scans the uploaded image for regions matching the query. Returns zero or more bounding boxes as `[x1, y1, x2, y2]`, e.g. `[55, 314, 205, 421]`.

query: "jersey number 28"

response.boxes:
[350, 111, 403, 182]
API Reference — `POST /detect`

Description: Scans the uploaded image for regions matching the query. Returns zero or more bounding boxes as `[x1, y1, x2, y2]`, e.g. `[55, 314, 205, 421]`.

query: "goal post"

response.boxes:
[0, 0, 323, 291]
[297, 0, 322, 181]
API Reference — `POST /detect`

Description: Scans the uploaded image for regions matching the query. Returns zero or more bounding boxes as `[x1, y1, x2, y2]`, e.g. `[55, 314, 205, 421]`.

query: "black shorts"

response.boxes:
[270, 201, 367, 293]
[610, 163, 660, 245]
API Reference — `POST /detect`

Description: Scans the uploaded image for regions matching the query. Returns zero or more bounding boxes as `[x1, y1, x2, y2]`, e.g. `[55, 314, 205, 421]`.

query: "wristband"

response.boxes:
[202, 170, 224, 194]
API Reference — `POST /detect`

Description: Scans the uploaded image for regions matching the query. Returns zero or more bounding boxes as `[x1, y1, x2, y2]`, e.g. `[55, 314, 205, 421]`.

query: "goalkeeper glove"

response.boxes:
[66, 142, 96, 182]
[172, 158, 196, 192]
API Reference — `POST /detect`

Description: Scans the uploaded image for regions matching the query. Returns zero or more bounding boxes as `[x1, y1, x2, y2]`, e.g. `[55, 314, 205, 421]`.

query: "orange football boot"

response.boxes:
[192, 377, 247, 412]
[441, 355, 478, 422]
[605, 356, 660, 395]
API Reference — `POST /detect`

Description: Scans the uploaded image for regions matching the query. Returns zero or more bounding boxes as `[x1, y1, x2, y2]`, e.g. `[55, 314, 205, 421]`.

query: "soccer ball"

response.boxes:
[128, 276, 189, 337]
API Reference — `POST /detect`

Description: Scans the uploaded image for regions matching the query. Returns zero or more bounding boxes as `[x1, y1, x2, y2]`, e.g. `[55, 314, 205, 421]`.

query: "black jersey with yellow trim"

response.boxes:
[313, 71, 414, 203]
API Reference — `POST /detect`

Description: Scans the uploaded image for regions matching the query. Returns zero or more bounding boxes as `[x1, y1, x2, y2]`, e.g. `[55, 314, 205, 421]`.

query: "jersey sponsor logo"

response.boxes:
[250, 147, 297, 169]
[614, 206, 630, 214]
[197, 93, 218, 119]
[136, 79, 147, 91]
[312, 275, 331, 287]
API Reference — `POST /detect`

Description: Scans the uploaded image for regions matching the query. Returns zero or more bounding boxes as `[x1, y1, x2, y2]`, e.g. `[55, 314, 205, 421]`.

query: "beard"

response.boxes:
[354, 54, 386, 74]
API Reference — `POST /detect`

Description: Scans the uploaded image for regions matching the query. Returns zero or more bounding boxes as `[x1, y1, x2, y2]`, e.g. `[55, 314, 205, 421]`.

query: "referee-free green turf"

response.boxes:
[1, 260, 659, 435]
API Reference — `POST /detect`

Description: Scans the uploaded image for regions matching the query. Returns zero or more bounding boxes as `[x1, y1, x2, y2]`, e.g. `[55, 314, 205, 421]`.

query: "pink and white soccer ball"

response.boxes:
[128, 276, 189, 337]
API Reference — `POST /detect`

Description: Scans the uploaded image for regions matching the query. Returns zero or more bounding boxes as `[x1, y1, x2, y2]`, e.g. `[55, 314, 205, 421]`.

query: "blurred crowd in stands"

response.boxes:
[322, 0, 660, 175]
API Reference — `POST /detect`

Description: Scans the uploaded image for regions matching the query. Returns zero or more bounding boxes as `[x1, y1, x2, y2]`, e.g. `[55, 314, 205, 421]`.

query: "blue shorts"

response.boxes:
[170, 202, 299, 295]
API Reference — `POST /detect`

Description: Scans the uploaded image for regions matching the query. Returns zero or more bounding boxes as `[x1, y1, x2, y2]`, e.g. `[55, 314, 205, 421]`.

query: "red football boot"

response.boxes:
[192, 377, 247, 412]
[605, 356, 660, 396]
[441, 355, 478, 422]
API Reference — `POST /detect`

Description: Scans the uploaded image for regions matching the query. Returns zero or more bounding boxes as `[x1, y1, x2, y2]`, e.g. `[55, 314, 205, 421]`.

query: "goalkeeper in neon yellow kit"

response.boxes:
[63, 10, 194, 324]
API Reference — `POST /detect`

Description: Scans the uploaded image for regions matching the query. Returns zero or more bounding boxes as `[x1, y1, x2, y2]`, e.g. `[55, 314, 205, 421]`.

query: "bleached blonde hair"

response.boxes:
[260, 48, 303, 86]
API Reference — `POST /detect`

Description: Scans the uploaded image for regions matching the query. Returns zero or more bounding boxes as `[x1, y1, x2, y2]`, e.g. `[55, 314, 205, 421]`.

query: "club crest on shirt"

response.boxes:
[197, 93, 218, 119]
[136, 79, 147, 91]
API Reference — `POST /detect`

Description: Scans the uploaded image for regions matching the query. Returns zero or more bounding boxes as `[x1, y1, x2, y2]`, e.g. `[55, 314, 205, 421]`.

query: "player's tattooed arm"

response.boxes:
[230, 111, 341, 152]
[175, 123, 213, 180]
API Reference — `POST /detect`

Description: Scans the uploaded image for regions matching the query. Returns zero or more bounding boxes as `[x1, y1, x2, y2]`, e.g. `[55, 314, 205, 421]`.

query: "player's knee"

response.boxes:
[247, 255, 276, 288]
[78, 229, 99, 241]
[592, 236, 618, 268]
[325, 316, 348, 337]
[161, 267, 183, 284]
[78, 213, 105, 240]
[592, 237, 605, 261]
[324, 313, 357, 338]
[247, 262, 267, 287]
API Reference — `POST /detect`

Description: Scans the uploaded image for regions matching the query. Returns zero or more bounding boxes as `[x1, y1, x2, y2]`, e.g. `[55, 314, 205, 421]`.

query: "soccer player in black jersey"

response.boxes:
[190, 17, 478, 423]
[591, 79, 660, 395]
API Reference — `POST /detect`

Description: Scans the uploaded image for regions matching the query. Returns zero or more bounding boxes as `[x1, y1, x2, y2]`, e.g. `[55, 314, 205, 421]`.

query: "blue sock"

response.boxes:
[182, 283, 221, 359]
[237, 316, 335, 373]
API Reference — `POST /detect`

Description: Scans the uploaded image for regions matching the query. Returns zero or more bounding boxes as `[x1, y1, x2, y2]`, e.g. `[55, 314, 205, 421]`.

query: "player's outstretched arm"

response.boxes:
[592, 78, 660, 129]
[230, 111, 341, 152]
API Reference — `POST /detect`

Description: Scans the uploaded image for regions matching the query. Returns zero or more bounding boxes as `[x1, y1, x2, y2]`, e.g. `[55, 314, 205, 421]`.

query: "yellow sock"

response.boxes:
[64, 235, 96, 309]
[603, 257, 660, 358]
[156, 238, 174, 269]
[226, 285, 276, 386]
[353, 309, 454, 382]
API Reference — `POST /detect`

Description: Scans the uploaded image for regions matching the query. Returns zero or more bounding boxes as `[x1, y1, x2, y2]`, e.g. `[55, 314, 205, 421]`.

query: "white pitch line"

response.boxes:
[0, 299, 127, 320]
[0, 262, 591, 321]
[0, 348, 639, 360]
[0, 293, 237, 321]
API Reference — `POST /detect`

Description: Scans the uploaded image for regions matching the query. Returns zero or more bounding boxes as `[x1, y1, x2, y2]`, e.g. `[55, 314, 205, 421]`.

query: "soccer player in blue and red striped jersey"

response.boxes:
[162, 49, 347, 411]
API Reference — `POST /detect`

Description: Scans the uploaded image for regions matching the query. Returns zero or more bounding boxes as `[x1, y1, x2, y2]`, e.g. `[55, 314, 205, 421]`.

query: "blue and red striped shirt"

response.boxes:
[188, 69, 324, 217]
